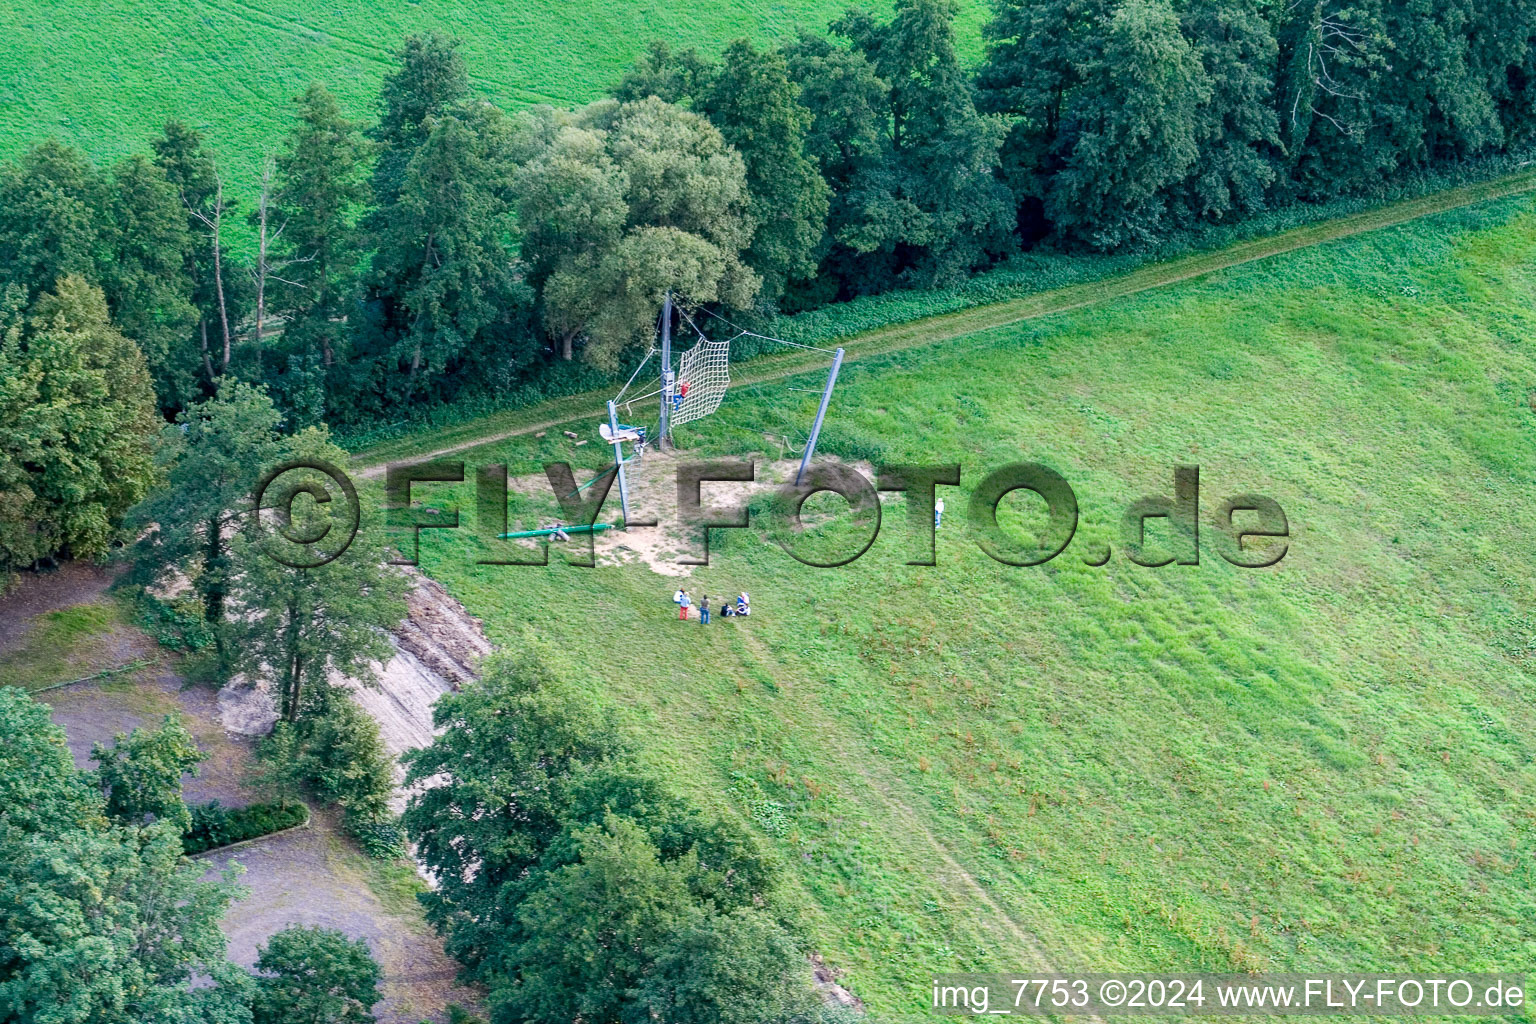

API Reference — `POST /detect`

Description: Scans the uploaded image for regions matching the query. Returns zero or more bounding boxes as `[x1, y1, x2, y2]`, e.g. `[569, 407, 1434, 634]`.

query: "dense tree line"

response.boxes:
[4, 0, 1536, 569]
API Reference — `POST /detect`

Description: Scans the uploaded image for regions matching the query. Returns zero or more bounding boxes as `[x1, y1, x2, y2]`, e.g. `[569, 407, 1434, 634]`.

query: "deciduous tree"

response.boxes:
[0, 141, 105, 303]
[783, 33, 922, 297]
[251, 926, 380, 1024]
[402, 654, 795, 1024]
[227, 429, 408, 722]
[1176, 0, 1280, 223]
[836, 0, 1014, 282]
[127, 379, 288, 669]
[93, 714, 206, 831]
[701, 40, 830, 301]
[0, 276, 158, 569]
[402, 654, 623, 970]
[1044, 0, 1212, 248]
[368, 32, 468, 211]
[0, 686, 252, 1024]
[103, 154, 201, 409]
[258, 692, 394, 823]
[359, 35, 532, 406]
[273, 84, 369, 376]
[977, 0, 1110, 224]
[365, 106, 525, 396]
[154, 121, 251, 386]
[516, 97, 758, 368]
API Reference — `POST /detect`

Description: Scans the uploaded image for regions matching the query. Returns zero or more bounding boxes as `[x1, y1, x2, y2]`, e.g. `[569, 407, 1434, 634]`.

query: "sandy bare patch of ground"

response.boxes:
[0, 561, 124, 650]
[349, 646, 448, 770]
[345, 569, 489, 757]
[392, 567, 492, 690]
[501, 453, 876, 579]
[0, 564, 152, 691]
[345, 567, 490, 822]
[43, 660, 262, 809]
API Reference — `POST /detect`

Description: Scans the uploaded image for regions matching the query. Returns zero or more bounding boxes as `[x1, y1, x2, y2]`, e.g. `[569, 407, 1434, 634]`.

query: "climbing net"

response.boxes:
[609, 303, 839, 440]
[671, 334, 731, 427]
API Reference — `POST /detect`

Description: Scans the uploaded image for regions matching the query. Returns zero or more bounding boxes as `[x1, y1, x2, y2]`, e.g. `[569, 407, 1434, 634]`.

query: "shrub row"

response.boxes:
[183, 800, 308, 855]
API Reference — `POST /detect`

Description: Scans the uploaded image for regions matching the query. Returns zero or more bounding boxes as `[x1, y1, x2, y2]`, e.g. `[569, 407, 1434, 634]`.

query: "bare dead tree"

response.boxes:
[249, 155, 312, 352]
[200, 320, 215, 384]
[187, 169, 233, 374]
[1286, 0, 1379, 139]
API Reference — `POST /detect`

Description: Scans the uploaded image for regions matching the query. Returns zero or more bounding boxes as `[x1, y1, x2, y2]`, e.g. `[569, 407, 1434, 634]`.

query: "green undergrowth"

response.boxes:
[184, 799, 309, 855]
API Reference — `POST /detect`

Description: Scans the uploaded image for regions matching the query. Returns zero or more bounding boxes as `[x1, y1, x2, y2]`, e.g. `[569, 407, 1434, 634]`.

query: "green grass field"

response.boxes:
[378, 196, 1536, 1018]
[0, 0, 985, 205]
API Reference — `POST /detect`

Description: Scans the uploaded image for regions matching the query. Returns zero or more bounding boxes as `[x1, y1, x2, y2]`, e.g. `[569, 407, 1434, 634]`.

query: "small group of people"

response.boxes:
[672, 588, 749, 624]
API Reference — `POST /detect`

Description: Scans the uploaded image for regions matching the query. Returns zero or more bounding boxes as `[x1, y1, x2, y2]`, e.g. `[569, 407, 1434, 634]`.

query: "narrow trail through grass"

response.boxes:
[351, 168, 1536, 474]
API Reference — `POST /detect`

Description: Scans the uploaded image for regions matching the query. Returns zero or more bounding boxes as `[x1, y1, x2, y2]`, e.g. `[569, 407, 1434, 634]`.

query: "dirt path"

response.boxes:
[0, 562, 124, 651]
[351, 170, 1536, 477]
[203, 809, 481, 1023]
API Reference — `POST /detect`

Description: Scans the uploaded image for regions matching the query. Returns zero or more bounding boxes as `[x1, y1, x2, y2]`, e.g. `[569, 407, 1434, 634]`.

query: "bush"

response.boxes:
[344, 813, 408, 861]
[183, 800, 308, 855]
[257, 695, 396, 823]
[251, 925, 380, 1024]
[134, 593, 214, 652]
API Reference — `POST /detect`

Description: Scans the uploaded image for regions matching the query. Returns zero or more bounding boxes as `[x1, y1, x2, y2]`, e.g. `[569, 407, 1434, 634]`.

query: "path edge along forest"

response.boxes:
[350, 168, 1536, 475]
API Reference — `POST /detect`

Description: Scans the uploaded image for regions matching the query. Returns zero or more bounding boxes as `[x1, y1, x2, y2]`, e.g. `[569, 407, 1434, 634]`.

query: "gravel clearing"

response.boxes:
[3, 562, 485, 1024]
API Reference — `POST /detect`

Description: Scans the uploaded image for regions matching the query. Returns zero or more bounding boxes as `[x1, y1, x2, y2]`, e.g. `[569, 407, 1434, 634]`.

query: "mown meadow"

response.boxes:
[382, 198, 1536, 1018]
[0, 0, 986, 203]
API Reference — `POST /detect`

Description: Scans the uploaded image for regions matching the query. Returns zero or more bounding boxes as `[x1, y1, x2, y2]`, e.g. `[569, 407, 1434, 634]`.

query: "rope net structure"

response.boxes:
[609, 304, 839, 436]
[670, 335, 732, 428]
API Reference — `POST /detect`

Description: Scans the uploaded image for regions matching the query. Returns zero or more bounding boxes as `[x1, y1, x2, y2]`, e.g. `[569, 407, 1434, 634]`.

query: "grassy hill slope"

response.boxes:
[0, 0, 985, 196]
[399, 197, 1535, 1017]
